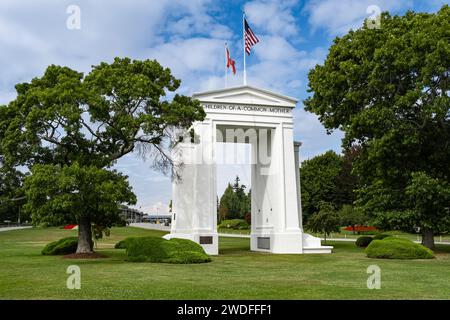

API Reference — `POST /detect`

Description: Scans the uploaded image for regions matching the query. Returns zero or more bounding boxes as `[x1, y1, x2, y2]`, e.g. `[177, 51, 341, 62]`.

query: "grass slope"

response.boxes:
[0, 227, 450, 299]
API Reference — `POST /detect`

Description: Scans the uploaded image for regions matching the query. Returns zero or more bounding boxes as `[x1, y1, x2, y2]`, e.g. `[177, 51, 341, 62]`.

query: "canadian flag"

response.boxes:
[226, 47, 236, 75]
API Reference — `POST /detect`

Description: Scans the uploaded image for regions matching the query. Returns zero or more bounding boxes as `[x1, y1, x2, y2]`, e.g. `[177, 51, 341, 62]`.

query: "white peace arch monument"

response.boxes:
[163, 85, 332, 255]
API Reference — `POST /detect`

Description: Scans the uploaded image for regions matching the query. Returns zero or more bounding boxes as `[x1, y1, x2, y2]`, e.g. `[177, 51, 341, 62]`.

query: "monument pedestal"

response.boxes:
[163, 232, 218, 255]
[251, 231, 303, 253]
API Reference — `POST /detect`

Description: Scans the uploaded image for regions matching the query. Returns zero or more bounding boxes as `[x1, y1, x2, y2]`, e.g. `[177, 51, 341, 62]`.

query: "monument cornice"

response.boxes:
[201, 102, 293, 114]
[193, 85, 298, 109]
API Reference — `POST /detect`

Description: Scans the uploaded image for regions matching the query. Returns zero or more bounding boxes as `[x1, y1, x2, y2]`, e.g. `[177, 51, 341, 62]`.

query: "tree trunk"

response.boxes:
[76, 216, 93, 254]
[421, 229, 435, 249]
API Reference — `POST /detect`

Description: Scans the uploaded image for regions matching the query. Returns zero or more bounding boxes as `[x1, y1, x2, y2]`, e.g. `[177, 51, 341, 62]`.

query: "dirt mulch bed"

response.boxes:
[63, 252, 108, 259]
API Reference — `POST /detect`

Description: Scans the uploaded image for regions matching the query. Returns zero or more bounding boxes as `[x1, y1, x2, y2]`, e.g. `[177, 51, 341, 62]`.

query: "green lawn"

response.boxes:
[1, 227, 450, 299]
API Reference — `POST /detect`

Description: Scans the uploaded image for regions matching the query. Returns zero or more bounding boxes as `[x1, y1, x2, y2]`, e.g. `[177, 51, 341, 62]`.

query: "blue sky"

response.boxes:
[0, 0, 448, 213]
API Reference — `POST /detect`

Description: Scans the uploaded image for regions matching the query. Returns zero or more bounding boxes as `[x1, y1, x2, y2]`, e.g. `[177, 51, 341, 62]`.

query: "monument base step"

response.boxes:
[301, 233, 333, 253]
[302, 246, 333, 254]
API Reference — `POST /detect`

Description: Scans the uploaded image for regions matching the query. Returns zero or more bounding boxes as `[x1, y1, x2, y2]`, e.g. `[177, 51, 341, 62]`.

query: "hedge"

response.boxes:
[218, 219, 249, 230]
[42, 237, 78, 255]
[355, 236, 373, 248]
[126, 237, 211, 264]
[365, 237, 434, 259]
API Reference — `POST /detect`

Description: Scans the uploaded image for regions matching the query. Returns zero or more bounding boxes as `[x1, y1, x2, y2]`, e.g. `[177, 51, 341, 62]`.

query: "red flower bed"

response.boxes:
[344, 225, 378, 232]
[63, 224, 77, 230]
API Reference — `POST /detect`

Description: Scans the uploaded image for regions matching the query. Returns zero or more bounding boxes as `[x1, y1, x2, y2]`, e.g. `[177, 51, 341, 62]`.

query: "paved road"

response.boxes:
[0, 226, 32, 232]
[130, 222, 170, 231]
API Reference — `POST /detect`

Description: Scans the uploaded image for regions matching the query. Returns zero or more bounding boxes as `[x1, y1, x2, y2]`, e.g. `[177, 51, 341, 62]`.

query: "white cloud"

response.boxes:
[140, 201, 170, 214]
[244, 0, 301, 37]
[293, 105, 344, 161]
[0, 0, 232, 98]
[143, 38, 227, 87]
[166, 6, 233, 39]
[246, 44, 325, 94]
[253, 36, 304, 62]
[304, 0, 413, 36]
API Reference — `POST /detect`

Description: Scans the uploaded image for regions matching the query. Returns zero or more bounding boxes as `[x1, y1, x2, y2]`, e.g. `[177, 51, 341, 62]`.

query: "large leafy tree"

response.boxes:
[1, 57, 205, 170]
[24, 163, 136, 252]
[0, 165, 26, 223]
[0, 128, 26, 224]
[300, 150, 343, 221]
[304, 6, 450, 248]
[334, 145, 361, 208]
[300, 148, 360, 222]
[339, 204, 368, 234]
[404, 173, 450, 239]
[0, 57, 205, 253]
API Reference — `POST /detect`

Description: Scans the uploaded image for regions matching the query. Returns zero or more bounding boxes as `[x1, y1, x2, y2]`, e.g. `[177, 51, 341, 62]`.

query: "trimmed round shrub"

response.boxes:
[114, 237, 133, 249]
[356, 236, 373, 248]
[162, 251, 211, 264]
[126, 237, 211, 264]
[365, 238, 434, 259]
[373, 233, 390, 240]
[42, 237, 78, 255]
[381, 236, 411, 243]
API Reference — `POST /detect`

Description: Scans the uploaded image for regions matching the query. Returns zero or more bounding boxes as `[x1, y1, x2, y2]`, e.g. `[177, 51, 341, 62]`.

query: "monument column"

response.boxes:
[269, 124, 303, 253]
[192, 120, 218, 254]
[169, 142, 195, 234]
[294, 141, 303, 231]
[164, 121, 218, 255]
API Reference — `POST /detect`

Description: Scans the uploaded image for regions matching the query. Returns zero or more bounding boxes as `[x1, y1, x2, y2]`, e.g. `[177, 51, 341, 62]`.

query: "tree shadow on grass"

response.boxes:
[434, 244, 450, 254]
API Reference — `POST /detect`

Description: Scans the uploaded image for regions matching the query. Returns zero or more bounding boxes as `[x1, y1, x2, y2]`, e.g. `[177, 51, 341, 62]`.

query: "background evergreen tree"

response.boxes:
[218, 176, 251, 221]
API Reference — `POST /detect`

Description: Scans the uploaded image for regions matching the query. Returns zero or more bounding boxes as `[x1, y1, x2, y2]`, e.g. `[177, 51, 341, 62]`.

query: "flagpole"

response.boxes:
[243, 12, 247, 86]
[225, 43, 228, 88]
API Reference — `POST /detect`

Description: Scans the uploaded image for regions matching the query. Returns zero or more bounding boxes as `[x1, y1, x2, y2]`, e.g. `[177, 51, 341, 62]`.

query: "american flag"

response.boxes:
[244, 19, 259, 55]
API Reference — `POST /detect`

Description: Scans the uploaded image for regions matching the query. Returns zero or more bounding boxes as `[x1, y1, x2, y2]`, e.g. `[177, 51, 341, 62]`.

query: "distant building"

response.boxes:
[119, 205, 144, 224]
[142, 213, 172, 225]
